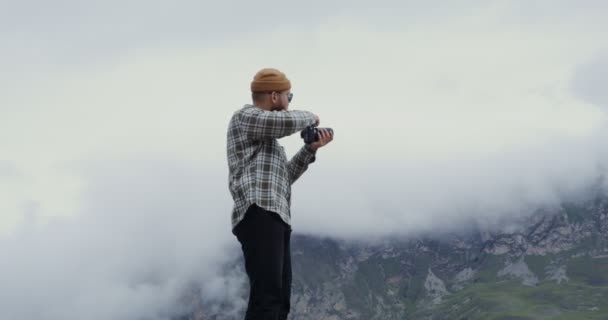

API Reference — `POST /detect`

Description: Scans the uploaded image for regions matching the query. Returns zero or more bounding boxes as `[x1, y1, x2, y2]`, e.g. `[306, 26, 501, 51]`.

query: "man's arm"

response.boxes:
[286, 144, 317, 185]
[238, 107, 316, 140]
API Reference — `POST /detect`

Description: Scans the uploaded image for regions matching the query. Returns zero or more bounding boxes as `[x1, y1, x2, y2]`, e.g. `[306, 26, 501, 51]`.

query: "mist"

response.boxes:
[1, 1, 608, 318]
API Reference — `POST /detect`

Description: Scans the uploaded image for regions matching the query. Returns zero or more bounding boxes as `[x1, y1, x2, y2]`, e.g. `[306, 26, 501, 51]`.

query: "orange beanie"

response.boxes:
[250, 68, 291, 93]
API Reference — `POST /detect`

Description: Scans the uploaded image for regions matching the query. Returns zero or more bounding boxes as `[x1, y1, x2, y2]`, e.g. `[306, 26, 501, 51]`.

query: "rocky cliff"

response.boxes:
[185, 195, 608, 319]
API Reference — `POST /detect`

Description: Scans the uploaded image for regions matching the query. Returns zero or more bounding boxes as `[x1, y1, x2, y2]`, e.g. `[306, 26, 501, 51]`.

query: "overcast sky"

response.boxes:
[1, 1, 608, 319]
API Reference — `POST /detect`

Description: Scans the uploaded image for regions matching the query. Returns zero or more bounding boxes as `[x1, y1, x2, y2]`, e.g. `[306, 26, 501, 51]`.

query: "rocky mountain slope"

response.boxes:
[185, 195, 608, 319]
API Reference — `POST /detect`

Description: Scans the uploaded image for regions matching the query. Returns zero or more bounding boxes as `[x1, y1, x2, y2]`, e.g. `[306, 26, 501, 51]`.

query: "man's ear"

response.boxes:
[270, 92, 279, 104]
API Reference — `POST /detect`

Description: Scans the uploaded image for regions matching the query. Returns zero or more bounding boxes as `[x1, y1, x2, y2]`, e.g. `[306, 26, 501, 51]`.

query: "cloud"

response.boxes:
[1, 1, 608, 318]
[0, 160, 21, 179]
[0, 153, 245, 319]
[571, 54, 608, 109]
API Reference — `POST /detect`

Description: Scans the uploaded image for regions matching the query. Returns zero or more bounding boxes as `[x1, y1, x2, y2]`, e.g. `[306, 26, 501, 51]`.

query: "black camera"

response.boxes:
[300, 125, 333, 144]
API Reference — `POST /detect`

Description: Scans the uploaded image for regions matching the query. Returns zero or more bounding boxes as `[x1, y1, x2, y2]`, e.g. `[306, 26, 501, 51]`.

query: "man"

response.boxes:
[226, 68, 333, 319]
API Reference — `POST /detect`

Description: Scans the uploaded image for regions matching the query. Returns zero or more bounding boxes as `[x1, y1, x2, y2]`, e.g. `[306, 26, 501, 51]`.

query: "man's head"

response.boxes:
[251, 68, 293, 111]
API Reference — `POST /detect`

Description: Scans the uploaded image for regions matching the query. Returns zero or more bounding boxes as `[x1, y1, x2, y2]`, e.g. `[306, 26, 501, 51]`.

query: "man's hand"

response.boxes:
[308, 128, 333, 151]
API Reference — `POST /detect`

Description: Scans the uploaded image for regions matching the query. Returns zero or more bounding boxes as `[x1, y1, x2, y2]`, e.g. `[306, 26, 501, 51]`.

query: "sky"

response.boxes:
[1, 1, 608, 319]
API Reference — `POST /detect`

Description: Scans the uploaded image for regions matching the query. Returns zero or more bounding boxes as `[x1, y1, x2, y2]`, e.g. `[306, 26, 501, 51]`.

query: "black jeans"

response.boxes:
[234, 203, 292, 320]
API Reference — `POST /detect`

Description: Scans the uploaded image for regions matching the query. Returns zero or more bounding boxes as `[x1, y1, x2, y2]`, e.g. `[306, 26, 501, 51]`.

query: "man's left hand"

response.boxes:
[308, 128, 334, 151]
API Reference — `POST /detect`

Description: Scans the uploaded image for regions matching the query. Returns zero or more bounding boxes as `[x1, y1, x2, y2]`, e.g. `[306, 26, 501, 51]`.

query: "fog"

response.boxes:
[1, 1, 607, 318]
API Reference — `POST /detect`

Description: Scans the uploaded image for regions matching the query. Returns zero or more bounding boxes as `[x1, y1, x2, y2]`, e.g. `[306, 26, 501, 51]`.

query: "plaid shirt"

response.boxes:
[227, 104, 318, 233]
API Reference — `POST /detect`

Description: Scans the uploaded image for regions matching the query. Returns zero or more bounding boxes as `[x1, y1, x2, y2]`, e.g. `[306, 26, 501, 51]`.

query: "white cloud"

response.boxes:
[0, 154, 243, 319]
[571, 54, 608, 109]
[1, 1, 608, 318]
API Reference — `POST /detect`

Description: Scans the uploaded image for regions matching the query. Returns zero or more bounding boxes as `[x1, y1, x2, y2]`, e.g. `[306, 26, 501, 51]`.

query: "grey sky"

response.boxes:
[571, 54, 608, 109]
[1, 1, 608, 319]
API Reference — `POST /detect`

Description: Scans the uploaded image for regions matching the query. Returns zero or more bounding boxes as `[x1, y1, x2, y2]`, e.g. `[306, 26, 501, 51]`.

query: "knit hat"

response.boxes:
[250, 68, 291, 93]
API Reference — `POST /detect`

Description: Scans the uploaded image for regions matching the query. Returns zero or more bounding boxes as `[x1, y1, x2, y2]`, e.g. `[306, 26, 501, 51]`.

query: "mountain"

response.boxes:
[185, 195, 608, 319]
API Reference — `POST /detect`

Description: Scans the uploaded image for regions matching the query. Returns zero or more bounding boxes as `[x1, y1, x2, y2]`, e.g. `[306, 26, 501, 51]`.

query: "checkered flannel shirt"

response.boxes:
[227, 104, 318, 233]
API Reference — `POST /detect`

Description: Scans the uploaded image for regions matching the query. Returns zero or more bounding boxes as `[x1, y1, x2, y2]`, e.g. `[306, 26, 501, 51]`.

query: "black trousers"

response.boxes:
[234, 203, 292, 320]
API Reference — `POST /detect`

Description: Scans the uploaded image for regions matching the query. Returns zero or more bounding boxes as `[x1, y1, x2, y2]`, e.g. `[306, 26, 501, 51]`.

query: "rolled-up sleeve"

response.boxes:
[286, 144, 317, 185]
